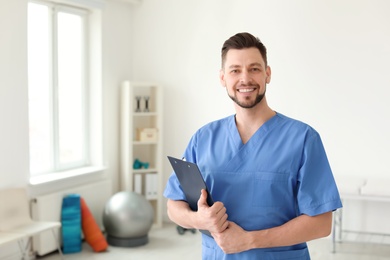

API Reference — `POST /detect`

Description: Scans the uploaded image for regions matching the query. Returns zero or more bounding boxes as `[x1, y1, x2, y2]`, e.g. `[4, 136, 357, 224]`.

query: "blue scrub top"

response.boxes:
[164, 113, 342, 260]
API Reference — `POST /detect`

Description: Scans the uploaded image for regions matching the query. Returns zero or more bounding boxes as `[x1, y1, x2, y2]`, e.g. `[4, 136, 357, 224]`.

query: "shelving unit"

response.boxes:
[120, 81, 163, 227]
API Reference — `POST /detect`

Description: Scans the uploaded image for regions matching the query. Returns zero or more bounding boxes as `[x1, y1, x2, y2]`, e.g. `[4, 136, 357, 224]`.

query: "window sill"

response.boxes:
[29, 165, 106, 186]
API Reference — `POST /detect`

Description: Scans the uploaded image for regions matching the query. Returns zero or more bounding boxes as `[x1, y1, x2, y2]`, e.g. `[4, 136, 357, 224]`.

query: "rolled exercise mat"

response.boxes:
[61, 194, 82, 253]
[80, 197, 108, 252]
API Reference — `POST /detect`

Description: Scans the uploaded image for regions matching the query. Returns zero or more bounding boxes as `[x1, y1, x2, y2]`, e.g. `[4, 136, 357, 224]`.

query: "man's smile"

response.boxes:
[237, 88, 256, 93]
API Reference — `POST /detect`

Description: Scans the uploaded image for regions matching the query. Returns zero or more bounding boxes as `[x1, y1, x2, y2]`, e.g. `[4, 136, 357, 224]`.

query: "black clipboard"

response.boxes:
[167, 156, 214, 237]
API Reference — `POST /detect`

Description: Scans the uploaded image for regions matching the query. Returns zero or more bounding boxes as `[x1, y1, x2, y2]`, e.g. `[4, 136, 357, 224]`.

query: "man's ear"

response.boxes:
[266, 66, 271, 84]
[219, 69, 226, 87]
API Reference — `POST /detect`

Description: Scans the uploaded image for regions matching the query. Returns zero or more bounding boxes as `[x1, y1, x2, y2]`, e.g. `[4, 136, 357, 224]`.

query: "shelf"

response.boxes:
[120, 81, 163, 228]
[133, 141, 158, 145]
[132, 168, 158, 174]
[133, 112, 158, 117]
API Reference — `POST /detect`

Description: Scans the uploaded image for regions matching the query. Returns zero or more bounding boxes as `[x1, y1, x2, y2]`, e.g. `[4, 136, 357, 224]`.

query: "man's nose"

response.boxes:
[240, 71, 251, 84]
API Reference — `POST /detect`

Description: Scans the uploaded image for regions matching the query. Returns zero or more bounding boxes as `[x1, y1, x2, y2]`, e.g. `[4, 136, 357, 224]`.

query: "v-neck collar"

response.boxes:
[229, 112, 280, 147]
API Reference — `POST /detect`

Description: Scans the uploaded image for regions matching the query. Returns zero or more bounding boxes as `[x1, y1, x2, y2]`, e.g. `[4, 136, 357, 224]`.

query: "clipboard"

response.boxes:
[167, 156, 214, 237]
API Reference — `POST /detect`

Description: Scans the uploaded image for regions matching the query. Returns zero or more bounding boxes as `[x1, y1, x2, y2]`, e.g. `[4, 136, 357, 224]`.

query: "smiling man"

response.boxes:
[164, 32, 342, 259]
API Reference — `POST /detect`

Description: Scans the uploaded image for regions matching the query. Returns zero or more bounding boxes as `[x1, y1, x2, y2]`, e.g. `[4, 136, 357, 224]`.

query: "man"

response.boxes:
[164, 32, 342, 259]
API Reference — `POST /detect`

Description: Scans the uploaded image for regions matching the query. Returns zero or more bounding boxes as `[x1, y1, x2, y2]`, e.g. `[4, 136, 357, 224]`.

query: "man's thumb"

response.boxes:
[197, 189, 208, 207]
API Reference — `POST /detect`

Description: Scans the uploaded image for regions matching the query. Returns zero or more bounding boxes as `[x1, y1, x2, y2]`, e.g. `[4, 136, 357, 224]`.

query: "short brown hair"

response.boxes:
[221, 32, 268, 68]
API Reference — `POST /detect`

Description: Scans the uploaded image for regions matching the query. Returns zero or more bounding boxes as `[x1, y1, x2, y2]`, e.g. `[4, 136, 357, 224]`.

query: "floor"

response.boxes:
[38, 223, 390, 260]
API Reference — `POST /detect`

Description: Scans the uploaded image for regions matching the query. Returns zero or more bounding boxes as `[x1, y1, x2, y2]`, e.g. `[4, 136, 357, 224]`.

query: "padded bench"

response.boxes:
[332, 177, 390, 253]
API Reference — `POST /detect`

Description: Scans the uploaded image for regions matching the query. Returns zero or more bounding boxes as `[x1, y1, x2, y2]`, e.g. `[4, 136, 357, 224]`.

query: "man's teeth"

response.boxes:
[238, 88, 255, 93]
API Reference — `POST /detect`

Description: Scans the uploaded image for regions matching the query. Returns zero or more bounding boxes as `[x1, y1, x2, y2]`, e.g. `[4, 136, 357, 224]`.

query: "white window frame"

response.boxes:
[28, 0, 104, 185]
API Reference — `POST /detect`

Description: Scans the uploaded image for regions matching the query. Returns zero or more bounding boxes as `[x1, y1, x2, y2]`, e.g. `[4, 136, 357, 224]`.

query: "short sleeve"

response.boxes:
[297, 132, 342, 216]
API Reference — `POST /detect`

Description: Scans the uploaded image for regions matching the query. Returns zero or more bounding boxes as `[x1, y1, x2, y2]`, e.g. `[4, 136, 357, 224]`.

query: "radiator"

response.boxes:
[31, 180, 112, 256]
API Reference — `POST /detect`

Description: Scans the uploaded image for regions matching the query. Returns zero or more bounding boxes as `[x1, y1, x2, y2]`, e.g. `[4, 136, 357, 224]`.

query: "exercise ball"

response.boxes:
[103, 191, 154, 247]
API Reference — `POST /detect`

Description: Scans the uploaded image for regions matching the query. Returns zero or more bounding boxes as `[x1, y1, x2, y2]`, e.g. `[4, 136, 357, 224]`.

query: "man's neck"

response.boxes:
[234, 102, 275, 144]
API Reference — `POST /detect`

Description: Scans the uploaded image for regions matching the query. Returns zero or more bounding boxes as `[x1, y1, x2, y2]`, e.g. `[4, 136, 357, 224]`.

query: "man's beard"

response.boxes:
[227, 87, 266, 109]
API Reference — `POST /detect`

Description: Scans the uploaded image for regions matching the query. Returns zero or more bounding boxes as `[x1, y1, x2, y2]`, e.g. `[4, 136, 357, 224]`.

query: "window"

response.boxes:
[28, 1, 94, 177]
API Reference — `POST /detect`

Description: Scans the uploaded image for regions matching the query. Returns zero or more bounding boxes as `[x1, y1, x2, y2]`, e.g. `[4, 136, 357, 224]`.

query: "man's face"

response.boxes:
[220, 47, 271, 109]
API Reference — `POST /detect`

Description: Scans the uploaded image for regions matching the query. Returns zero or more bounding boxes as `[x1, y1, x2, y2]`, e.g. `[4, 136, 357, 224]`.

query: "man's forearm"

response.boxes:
[167, 199, 198, 229]
[212, 211, 333, 254]
[249, 212, 333, 249]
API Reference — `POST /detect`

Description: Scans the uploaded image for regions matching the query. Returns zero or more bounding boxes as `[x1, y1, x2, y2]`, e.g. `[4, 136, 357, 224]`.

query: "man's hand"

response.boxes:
[211, 212, 334, 254]
[211, 221, 251, 254]
[196, 189, 228, 233]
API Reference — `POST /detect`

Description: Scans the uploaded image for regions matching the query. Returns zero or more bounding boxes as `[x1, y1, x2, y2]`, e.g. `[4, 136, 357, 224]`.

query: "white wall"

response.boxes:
[131, 0, 390, 179]
[130, 0, 390, 230]
[0, 0, 30, 189]
[102, 0, 136, 194]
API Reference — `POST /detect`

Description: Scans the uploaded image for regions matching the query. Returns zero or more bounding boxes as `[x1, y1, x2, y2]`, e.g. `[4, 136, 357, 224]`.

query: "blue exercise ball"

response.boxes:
[103, 191, 154, 247]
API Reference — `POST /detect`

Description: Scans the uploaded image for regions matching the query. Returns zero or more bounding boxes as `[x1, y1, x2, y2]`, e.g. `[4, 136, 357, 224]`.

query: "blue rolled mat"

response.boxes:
[61, 194, 82, 253]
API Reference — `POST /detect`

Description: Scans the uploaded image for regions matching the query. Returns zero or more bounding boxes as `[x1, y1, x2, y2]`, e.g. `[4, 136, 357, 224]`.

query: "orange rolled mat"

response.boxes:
[80, 197, 108, 252]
